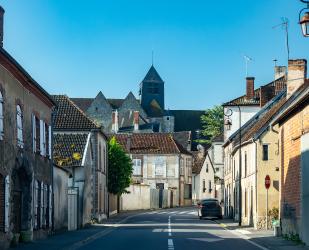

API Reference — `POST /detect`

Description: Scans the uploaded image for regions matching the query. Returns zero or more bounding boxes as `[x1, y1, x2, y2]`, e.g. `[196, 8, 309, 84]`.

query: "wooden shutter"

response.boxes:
[49, 185, 52, 228]
[40, 120, 44, 155]
[34, 180, 38, 229]
[4, 176, 10, 233]
[32, 114, 36, 153]
[40, 182, 44, 227]
[48, 125, 52, 159]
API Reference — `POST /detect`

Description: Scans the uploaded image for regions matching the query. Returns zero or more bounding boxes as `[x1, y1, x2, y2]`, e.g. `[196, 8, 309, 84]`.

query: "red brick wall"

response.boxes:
[281, 112, 302, 219]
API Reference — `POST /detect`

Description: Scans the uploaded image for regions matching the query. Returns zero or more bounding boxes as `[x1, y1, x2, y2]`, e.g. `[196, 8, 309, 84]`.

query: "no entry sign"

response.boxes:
[265, 175, 271, 189]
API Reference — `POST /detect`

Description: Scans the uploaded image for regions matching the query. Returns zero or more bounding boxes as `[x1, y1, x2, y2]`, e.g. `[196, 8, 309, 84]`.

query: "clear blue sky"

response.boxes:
[1, 0, 308, 110]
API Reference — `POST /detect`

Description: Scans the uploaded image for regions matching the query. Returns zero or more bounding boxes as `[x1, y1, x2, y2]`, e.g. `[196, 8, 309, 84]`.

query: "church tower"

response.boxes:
[139, 65, 165, 117]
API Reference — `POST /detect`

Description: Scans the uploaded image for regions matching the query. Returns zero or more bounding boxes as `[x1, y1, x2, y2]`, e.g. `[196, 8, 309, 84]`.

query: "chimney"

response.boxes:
[126, 135, 131, 152]
[112, 110, 119, 133]
[133, 111, 139, 131]
[246, 77, 255, 100]
[260, 85, 275, 107]
[287, 59, 307, 98]
[0, 6, 4, 47]
[274, 66, 287, 80]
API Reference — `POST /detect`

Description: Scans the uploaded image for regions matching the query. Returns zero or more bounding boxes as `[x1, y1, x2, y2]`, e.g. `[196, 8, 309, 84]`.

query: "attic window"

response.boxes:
[166, 117, 170, 121]
[206, 163, 209, 173]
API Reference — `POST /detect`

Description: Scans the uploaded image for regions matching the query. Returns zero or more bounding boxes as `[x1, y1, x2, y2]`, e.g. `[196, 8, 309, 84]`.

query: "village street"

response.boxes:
[13, 207, 283, 250]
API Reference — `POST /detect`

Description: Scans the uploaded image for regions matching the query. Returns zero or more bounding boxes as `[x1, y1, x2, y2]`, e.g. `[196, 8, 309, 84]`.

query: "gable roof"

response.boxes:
[172, 131, 191, 151]
[0, 47, 55, 107]
[53, 133, 89, 167]
[53, 95, 99, 131]
[142, 65, 164, 83]
[223, 76, 286, 107]
[110, 133, 191, 155]
[192, 151, 206, 174]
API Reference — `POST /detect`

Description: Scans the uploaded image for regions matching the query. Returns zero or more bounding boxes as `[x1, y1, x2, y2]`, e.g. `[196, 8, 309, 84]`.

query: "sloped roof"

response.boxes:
[53, 95, 99, 131]
[172, 131, 191, 150]
[70, 98, 94, 112]
[110, 133, 191, 155]
[192, 151, 206, 174]
[142, 65, 164, 83]
[53, 133, 89, 167]
[223, 76, 286, 106]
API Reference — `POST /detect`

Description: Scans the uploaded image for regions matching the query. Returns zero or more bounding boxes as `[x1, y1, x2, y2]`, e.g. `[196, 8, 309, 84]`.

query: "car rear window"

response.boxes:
[202, 201, 219, 208]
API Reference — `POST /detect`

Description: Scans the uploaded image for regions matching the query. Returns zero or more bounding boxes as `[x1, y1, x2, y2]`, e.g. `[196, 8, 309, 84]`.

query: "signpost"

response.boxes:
[265, 175, 271, 229]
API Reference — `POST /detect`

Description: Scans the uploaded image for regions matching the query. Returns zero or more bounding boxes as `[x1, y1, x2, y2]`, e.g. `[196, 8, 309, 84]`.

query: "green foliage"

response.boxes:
[108, 137, 133, 196]
[268, 207, 279, 220]
[199, 105, 224, 144]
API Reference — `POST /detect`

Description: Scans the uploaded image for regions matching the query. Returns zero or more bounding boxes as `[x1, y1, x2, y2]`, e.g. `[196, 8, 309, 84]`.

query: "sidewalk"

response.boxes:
[217, 219, 309, 250]
[12, 211, 142, 250]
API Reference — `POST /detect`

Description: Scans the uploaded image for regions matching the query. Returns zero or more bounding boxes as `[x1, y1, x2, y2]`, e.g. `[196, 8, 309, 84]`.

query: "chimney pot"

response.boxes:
[112, 110, 119, 133]
[246, 77, 255, 100]
[133, 111, 139, 131]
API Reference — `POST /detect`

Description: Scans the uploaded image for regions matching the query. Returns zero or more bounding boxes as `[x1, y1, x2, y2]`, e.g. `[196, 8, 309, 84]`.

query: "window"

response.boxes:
[244, 152, 247, 177]
[35, 117, 40, 152]
[155, 157, 165, 176]
[184, 184, 192, 199]
[133, 159, 142, 176]
[45, 123, 49, 156]
[0, 91, 3, 139]
[203, 180, 206, 192]
[209, 180, 212, 193]
[263, 144, 269, 161]
[16, 105, 23, 147]
[206, 163, 209, 173]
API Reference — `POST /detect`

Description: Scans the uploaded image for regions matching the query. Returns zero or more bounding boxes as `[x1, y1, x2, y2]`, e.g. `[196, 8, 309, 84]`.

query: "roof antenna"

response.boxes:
[152, 50, 154, 66]
[243, 54, 253, 77]
[273, 17, 290, 61]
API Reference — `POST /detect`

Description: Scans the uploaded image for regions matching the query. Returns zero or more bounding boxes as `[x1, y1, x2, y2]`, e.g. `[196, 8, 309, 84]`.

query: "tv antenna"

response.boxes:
[243, 54, 253, 77]
[273, 17, 290, 61]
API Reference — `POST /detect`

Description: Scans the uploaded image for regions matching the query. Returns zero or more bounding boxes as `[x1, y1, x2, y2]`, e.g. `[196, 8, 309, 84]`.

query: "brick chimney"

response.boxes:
[246, 77, 255, 100]
[260, 85, 275, 107]
[0, 6, 4, 47]
[111, 110, 119, 133]
[287, 59, 307, 98]
[133, 111, 139, 131]
[274, 66, 287, 80]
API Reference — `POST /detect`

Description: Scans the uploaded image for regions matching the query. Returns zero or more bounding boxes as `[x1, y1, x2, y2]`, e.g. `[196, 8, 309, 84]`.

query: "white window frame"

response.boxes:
[16, 105, 23, 148]
[4, 176, 10, 232]
[132, 159, 142, 176]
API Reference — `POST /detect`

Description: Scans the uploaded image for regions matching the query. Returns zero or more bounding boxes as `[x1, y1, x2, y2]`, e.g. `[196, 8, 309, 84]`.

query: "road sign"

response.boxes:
[265, 175, 271, 189]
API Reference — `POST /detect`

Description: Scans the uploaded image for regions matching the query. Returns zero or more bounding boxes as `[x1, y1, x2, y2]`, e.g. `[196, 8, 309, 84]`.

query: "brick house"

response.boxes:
[0, 7, 55, 247]
[52, 95, 108, 229]
[272, 59, 309, 244]
[112, 133, 193, 209]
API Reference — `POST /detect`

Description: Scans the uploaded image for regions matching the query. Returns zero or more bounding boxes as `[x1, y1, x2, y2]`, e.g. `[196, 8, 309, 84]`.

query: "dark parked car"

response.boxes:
[197, 198, 222, 219]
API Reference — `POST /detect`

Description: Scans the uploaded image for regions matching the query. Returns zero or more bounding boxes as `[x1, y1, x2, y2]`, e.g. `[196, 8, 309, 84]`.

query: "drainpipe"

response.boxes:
[254, 139, 258, 229]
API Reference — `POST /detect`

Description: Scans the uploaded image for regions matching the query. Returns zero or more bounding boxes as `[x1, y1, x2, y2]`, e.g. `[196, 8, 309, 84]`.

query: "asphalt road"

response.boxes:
[72, 207, 266, 250]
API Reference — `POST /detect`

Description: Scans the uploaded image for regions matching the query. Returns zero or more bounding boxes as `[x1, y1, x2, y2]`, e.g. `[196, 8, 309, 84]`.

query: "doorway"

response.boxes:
[156, 183, 164, 208]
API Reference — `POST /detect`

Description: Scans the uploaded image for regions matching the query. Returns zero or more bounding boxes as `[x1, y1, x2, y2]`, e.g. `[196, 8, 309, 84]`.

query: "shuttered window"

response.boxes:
[16, 105, 23, 148]
[0, 92, 3, 139]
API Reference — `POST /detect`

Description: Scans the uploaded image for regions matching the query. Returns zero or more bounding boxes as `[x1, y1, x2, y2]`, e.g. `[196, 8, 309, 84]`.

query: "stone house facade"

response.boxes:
[272, 59, 309, 244]
[113, 133, 193, 208]
[0, 7, 55, 247]
[52, 95, 108, 229]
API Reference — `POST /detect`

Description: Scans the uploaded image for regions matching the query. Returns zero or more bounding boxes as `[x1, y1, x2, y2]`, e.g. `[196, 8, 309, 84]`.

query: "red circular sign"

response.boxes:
[265, 175, 271, 189]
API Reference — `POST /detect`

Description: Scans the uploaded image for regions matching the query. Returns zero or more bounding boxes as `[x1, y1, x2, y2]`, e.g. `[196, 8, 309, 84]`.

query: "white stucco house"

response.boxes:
[192, 145, 215, 204]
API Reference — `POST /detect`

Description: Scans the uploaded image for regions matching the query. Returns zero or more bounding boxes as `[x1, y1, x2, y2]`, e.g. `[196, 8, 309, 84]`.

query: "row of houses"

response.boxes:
[0, 7, 198, 248]
[222, 59, 309, 245]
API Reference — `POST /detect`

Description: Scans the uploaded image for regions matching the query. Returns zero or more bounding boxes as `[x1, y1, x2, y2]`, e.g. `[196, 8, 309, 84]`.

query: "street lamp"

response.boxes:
[224, 105, 242, 226]
[299, 0, 309, 37]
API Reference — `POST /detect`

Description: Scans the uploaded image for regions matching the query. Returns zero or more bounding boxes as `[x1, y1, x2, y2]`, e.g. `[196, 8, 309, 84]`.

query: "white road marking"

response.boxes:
[187, 238, 224, 243]
[236, 229, 252, 235]
[168, 239, 174, 250]
[168, 216, 172, 236]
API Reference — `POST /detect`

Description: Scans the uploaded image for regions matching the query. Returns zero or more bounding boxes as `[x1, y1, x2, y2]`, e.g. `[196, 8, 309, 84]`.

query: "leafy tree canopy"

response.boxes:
[199, 105, 224, 145]
[108, 137, 133, 196]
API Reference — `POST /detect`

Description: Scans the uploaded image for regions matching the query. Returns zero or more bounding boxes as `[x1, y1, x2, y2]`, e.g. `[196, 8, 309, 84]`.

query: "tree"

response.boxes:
[199, 105, 224, 145]
[108, 137, 133, 206]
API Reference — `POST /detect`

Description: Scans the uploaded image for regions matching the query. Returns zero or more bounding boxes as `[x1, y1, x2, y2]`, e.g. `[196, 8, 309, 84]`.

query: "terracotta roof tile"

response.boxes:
[53, 95, 99, 131]
[53, 133, 88, 167]
[109, 133, 191, 155]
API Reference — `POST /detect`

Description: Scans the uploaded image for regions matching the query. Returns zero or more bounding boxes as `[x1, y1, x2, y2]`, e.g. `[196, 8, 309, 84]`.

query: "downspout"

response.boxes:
[254, 139, 258, 229]
[51, 107, 55, 232]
